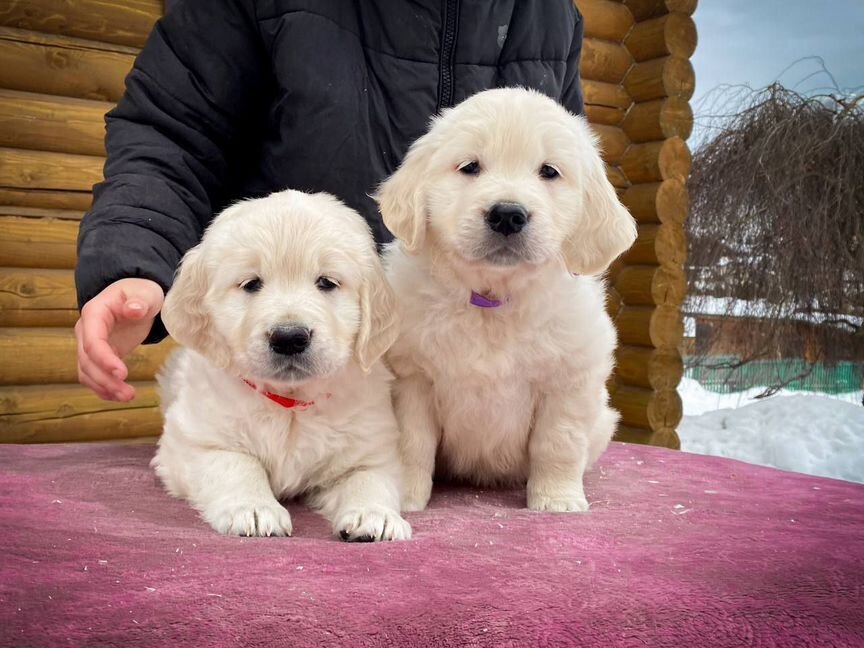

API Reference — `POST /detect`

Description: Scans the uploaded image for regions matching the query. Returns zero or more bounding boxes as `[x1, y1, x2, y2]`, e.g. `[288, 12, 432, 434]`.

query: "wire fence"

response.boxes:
[684, 357, 864, 395]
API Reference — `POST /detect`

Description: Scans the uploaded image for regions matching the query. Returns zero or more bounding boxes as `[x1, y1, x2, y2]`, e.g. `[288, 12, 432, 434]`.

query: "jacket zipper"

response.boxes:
[437, 0, 460, 112]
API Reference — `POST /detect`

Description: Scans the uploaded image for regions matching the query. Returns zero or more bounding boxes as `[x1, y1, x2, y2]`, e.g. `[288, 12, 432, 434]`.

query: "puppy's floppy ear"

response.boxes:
[374, 132, 435, 253]
[355, 254, 400, 373]
[161, 245, 229, 367]
[561, 142, 638, 276]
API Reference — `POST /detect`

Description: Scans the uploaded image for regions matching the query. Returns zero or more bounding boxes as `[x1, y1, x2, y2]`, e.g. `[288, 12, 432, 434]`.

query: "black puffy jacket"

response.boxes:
[75, 0, 585, 342]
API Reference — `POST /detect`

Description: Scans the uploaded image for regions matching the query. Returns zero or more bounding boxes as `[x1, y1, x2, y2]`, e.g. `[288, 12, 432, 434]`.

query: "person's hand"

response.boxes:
[75, 278, 165, 401]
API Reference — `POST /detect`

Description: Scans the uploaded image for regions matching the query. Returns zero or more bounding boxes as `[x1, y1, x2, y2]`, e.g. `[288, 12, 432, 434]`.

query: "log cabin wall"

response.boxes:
[0, 0, 695, 447]
[0, 1, 171, 442]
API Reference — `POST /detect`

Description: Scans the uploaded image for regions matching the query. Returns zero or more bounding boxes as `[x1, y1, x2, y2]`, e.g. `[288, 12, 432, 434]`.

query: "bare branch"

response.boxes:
[686, 82, 864, 392]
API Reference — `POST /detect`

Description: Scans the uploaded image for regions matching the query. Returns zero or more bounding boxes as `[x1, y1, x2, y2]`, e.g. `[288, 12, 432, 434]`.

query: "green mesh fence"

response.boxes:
[684, 357, 864, 394]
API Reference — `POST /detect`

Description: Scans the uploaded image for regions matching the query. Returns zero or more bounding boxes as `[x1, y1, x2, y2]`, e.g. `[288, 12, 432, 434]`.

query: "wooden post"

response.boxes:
[607, 0, 696, 447]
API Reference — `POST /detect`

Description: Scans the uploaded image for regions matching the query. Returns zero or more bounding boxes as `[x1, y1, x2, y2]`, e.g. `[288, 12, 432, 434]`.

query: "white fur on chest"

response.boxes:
[387, 250, 616, 484]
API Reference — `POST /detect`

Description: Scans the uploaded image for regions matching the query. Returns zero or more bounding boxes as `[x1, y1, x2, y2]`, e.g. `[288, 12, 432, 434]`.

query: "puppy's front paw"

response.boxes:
[334, 506, 412, 542]
[528, 493, 590, 513]
[527, 478, 590, 513]
[205, 501, 293, 537]
[400, 469, 432, 512]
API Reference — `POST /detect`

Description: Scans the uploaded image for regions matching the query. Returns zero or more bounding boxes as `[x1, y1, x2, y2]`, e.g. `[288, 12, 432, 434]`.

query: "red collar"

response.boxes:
[242, 379, 314, 410]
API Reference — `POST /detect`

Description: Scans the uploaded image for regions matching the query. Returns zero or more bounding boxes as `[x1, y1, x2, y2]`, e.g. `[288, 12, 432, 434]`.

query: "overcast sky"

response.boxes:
[691, 0, 864, 142]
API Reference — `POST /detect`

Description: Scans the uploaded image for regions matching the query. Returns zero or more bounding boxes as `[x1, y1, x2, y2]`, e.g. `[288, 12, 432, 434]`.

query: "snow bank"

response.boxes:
[678, 378, 864, 483]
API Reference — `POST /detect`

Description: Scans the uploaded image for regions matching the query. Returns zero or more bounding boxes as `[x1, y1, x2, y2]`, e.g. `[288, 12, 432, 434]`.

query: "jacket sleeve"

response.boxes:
[560, 8, 585, 116]
[75, 0, 269, 343]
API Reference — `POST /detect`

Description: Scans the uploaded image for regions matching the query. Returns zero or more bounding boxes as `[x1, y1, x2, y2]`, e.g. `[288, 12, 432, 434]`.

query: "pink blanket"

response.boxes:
[1, 441, 862, 647]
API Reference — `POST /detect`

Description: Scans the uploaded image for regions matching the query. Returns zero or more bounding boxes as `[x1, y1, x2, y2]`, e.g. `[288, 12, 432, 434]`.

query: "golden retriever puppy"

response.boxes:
[152, 190, 410, 541]
[376, 88, 637, 513]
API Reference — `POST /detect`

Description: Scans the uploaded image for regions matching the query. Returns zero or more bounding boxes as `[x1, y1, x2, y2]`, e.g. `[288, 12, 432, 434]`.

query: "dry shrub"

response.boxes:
[687, 84, 864, 393]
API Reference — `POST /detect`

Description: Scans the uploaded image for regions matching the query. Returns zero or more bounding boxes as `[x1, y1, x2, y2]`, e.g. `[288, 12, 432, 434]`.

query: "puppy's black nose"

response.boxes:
[486, 202, 529, 237]
[269, 326, 312, 356]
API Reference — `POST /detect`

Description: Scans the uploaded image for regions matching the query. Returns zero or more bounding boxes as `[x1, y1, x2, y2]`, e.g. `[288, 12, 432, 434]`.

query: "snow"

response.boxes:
[677, 378, 864, 484]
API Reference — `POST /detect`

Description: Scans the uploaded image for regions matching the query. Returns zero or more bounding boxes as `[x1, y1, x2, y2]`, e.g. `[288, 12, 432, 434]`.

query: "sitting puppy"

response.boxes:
[377, 88, 637, 513]
[153, 190, 410, 541]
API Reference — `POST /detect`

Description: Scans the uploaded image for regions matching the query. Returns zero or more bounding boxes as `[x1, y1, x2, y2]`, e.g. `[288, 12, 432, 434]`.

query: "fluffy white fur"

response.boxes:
[153, 190, 410, 541]
[376, 88, 637, 512]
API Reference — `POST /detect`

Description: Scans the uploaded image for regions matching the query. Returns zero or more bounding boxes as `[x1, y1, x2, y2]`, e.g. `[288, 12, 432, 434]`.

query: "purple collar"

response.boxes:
[470, 291, 505, 309]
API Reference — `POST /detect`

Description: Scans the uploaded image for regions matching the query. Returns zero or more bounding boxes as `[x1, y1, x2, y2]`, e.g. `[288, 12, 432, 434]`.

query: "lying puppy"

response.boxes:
[377, 88, 637, 513]
[153, 190, 410, 541]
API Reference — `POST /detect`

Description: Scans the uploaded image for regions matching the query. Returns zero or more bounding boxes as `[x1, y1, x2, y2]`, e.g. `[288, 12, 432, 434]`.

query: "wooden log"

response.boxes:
[0, 206, 85, 221]
[657, 426, 681, 450]
[0, 27, 136, 102]
[621, 178, 688, 225]
[624, 13, 697, 62]
[576, 0, 635, 41]
[606, 164, 629, 190]
[621, 222, 686, 266]
[0, 215, 79, 269]
[606, 284, 623, 320]
[620, 136, 691, 183]
[614, 264, 687, 306]
[580, 37, 633, 83]
[622, 96, 693, 143]
[624, 55, 695, 102]
[0, 0, 161, 49]
[583, 78, 632, 112]
[615, 345, 684, 390]
[606, 256, 625, 284]
[615, 304, 684, 348]
[615, 424, 680, 449]
[0, 382, 162, 443]
[0, 327, 175, 385]
[591, 124, 630, 165]
[0, 267, 78, 327]
[0, 89, 109, 157]
[0, 188, 92, 211]
[585, 104, 627, 127]
[613, 424, 651, 444]
[0, 147, 104, 191]
[623, 0, 697, 21]
[611, 385, 683, 430]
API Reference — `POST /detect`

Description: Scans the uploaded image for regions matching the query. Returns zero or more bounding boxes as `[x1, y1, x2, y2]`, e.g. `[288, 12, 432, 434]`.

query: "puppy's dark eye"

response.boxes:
[458, 160, 481, 176]
[539, 164, 560, 180]
[240, 277, 263, 293]
[316, 276, 339, 292]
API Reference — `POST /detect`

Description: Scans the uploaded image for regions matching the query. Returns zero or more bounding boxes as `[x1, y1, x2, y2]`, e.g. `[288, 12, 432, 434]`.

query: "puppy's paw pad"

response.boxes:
[335, 507, 412, 542]
[528, 494, 590, 513]
[208, 502, 293, 537]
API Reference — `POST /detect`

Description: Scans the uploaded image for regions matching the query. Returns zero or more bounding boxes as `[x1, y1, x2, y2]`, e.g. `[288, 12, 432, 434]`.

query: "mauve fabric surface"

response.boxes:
[1, 442, 862, 648]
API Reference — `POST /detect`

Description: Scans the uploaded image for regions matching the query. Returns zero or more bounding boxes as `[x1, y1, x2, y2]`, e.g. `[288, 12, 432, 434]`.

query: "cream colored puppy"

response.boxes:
[153, 190, 410, 541]
[377, 88, 637, 513]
